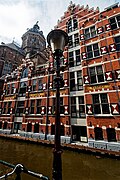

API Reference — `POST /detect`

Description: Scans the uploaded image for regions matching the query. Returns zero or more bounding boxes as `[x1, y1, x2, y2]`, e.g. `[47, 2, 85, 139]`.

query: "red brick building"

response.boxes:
[0, 42, 24, 77]
[55, 2, 120, 144]
[0, 2, 120, 149]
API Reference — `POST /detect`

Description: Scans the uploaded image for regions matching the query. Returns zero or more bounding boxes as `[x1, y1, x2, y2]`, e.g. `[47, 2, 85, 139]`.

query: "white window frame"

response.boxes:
[84, 25, 96, 40]
[89, 65, 105, 84]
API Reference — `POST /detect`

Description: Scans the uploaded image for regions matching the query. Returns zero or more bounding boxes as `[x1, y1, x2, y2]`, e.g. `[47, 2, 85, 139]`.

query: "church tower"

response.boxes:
[21, 22, 46, 55]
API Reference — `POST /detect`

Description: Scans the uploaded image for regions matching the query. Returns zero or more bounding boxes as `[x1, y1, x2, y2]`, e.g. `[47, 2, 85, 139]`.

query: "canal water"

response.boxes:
[0, 138, 120, 180]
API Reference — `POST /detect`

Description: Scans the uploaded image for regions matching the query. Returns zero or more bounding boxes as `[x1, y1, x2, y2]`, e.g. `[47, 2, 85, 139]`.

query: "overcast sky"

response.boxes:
[0, 0, 119, 46]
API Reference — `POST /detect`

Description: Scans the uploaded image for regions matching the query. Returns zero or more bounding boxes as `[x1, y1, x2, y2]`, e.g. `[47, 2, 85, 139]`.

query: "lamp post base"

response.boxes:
[52, 149, 62, 180]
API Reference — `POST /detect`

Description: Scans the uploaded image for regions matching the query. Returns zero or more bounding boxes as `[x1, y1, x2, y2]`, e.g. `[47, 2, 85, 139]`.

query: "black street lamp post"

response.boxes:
[47, 29, 68, 180]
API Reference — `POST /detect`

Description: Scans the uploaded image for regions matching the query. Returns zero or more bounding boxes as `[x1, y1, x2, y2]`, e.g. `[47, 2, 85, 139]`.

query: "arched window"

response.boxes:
[21, 67, 29, 78]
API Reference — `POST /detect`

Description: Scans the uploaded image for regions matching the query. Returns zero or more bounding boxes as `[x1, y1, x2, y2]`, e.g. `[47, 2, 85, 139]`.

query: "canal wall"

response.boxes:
[0, 134, 119, 159]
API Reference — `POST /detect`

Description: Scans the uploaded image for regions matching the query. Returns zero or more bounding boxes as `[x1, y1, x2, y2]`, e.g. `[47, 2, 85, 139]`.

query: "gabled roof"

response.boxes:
[0, 42, 25, 55]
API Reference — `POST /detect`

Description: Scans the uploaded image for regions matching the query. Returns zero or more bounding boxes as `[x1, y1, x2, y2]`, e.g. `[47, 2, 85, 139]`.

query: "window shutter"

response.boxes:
[49, 82, 53, 89]
[64, 79, 68, 87]
[97, 27, 104, 34]
[48, 106, 52, 114]
[43, 83, 46, 90]
[111, 104, 119, 114]
[86, 104, 93, 114]
[82, 52, 87, 60]
[28, 86, 31, 92]
[64, 106, 69, 115]
[41, 106, 45, 115]
[84, 75, 90, 84]
[105, 24, 111, 31]
[101, 46, 108, 54]
[64, 58, 68, 65]
[109, 44, 116, 52]
[115, 70, 120, 79]
[25, 107, 29, 114]
[80, 34, 85, 40]
[105, 71, 113, 81]
[49, 62, 53, 68]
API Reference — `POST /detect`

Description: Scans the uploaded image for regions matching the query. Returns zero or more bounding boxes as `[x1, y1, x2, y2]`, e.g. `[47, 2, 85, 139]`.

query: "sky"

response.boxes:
[0, 0, 119, 46]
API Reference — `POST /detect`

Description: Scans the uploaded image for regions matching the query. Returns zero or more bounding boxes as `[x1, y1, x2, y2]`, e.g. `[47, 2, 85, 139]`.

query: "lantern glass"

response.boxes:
[47, 29, 68, 53]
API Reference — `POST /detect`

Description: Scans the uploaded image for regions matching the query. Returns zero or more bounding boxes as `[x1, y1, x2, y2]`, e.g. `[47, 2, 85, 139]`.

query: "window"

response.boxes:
[2, 62, 12, 76]
[74, 33, 79, 46]
[6, 84, 10, 95]
[52, 97, 64, 114]
[2, 102, 7, 114]
[109, 15, 120, 30]
[38, 79, 43, 91]
[68, 36, 73, 47]
[16, 101, 24, 116]
[86, 43, 100, 59]
[84, 26, 96, 40]
[60, 97, 64, 114]
[53, 75, 56, 89]
[19, 82, 27, 96]
[92, 94, 110, 114]
[71, 97, 77, 117]
[77, 71, 83, 90]
[69, 52, 74, 67]
[11, 83, 15, 94]
[7, 102, 12, 114]
[21, 67, 28, 78]
[89, 65, 104, 84]
[30, 100, 35, 114]
[115, 35, 120, 51]
[70, 72, 75, 91]
[68, 19, 72, 33]
[70, 71, 83, 91]
[32, 79, 36, 91]
[73, 18, 78, 30]
[37, 99, 41, 114]
[75, 50, 81, 66]
[67, 18, 78, 33]
[52, 98, 56, 114]
[78, 97, 85, 117]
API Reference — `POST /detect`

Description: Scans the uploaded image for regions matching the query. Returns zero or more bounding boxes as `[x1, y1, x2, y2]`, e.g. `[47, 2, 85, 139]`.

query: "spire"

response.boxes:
[33, 21, 40, 32]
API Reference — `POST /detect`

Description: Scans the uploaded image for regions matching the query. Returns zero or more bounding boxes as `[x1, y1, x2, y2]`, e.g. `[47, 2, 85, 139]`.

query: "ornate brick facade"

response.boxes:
[0, 2, 120, 146]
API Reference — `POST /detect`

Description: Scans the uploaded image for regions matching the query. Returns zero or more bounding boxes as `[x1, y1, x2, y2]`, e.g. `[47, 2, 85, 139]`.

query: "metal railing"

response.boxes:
[0, 160, 49, 180]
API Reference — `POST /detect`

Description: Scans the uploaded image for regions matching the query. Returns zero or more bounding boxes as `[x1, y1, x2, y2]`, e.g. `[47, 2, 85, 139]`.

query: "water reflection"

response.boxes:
[0, 138, 120, 180]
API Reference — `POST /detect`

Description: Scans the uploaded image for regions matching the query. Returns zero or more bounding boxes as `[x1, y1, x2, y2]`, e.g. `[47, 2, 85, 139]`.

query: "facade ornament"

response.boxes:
[68, 1, 75, 14]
